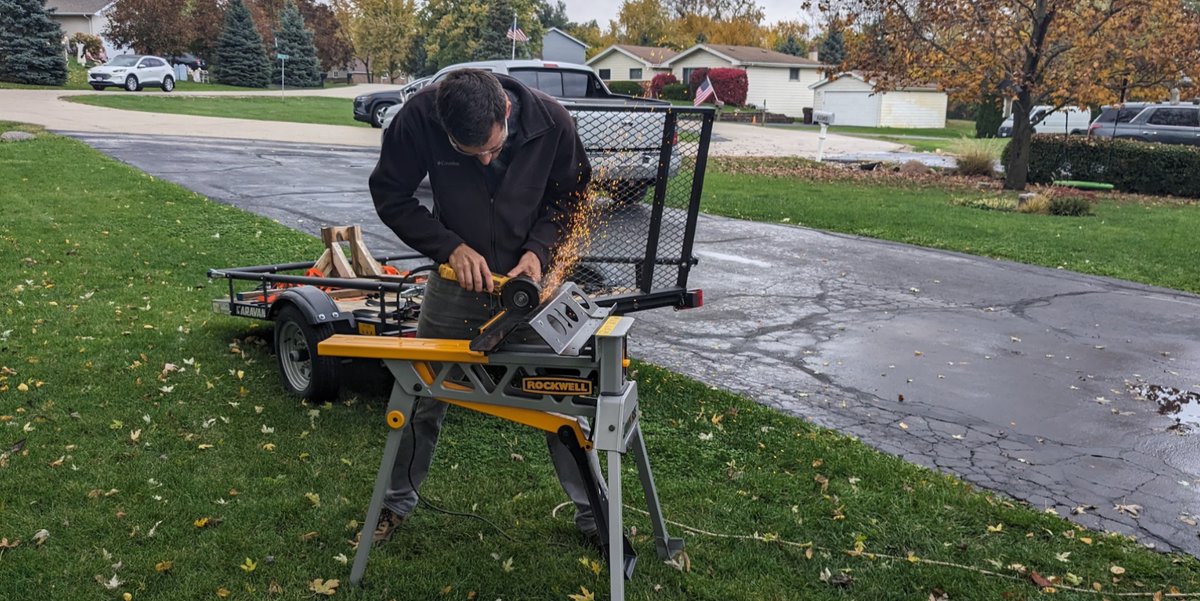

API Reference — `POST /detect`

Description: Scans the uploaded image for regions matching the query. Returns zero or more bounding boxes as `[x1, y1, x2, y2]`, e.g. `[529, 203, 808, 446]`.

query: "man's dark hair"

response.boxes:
[436, 69, 506, 147]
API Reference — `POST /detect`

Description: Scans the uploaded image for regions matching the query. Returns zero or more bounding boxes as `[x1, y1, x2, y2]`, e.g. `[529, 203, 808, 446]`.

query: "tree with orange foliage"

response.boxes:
[826, 0, 1200, 189]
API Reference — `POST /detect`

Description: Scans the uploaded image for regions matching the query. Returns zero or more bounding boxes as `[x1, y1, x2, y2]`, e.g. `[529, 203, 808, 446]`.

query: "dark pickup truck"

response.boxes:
[380, 60, 679, 204]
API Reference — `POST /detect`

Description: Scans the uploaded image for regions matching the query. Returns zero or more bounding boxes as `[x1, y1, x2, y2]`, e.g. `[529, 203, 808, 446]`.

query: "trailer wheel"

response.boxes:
[274, 304, 340, 400]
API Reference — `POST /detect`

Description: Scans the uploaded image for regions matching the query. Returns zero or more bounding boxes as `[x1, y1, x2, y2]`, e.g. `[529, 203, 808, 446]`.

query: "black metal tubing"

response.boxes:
[579, 256, 699, 266]
[638, 110, 678, 292]
[206, 253, 424, 278]
[211, 270, 409, 294]
[677, 110, 715, 288]
[597, 288, 697, 314]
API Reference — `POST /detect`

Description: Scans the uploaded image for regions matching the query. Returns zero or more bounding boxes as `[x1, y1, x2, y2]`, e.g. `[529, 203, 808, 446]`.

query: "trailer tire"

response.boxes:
[274, 304, 340, 401]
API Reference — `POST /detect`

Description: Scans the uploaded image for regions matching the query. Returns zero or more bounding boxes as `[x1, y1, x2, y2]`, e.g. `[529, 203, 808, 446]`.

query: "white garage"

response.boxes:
[810, 72, 947, 129]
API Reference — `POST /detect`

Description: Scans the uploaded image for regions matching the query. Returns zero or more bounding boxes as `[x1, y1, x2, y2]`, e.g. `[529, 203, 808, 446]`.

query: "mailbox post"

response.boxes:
[813, 110, 835, 162]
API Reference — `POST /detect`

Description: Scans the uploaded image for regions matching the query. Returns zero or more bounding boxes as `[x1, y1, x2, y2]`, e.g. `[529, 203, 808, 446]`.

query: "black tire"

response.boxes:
[91, 84, 104, 91]
[273, 304, 340, 401]
[161, 76, 174, 92]
[124, 75, 139, 92]
[371, 102, 395, 128]
[610, 180, 653, 206]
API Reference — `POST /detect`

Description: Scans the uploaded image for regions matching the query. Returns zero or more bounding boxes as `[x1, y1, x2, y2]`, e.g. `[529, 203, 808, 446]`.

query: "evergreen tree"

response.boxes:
[273, 1, 322, 87]
[478, 0, 516, 60]
[215, 0, 270, 88]
[776, 34, 806, 57]
[818, 28, 845, 66]
[0, 0, 67, 86]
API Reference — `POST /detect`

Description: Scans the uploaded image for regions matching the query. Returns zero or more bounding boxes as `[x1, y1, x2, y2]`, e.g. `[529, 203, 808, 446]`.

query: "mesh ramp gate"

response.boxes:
[564, 104, 715, 312]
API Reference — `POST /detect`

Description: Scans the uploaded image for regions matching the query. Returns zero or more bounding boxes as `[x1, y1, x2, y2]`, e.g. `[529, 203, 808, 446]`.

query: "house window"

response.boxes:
[598, 68, 610, 80]
[629, 68, 643, 79]
[682, 67, 696, 84]
[789, 68, 800, 81]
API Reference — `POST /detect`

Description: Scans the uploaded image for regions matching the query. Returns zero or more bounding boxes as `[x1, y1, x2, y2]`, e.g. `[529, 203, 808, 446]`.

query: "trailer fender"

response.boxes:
[269, 286, 355, 328]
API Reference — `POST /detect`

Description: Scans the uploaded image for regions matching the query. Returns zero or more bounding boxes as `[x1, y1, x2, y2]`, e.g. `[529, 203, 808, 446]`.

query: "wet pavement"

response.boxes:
[68, 132, 1200, 556]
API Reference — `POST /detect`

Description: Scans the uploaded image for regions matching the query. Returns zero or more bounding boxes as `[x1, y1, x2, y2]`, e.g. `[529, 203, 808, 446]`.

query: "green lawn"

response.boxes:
[5, 123, 1200, 599]
[66, 95, 368, 127]
[702, 165, 1200, 294]
[0, 59, 294, 93]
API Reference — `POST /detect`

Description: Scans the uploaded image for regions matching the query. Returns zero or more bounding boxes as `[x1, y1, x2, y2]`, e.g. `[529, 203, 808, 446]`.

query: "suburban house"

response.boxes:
[810, 72, 948, 128]
[45, 0, 121, 57]
[586, 45, 675, 82]
[540, 27, 588, 65]
[587, 43, 826, 118]
[660, 44, 826, 117]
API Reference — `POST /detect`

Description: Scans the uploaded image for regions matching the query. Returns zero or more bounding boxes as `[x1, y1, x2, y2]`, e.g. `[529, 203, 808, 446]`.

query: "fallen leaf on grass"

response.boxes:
[1055, 551, 1071, 563]
[567, 586, 595, 601]
[333, 553, 348, 565]
[663, 551, 691, 572]
[194, 517, 221, 529]
[1064, 573, 1083, 586]
[216, 587, 230, 598]
[0, 538, 19, 549]
[309, 578, 339, 596]
[986, 524, 1003, 533]
[501, 557, 514, 572]
[1030, 571, 1054, 588]
[304, 492, 320, 507]
[155, 560, 173, 573]
[1110, 565, 1126, 575]
[32, 529, 49, 547]
[239, 558, 257, 572]
[268, 581, 283, 595]
[95, 574, 122, 589]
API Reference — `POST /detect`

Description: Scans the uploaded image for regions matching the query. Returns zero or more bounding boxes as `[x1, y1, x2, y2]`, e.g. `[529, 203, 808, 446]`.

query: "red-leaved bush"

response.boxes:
[649, 72, 678, 98]
[687, 67, 748, 106]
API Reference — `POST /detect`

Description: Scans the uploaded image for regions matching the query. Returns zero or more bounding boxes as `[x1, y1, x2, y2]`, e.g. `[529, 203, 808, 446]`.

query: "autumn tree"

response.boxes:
[537, 0, 572, 29]
[348, 0, 416, 82]
[423, 0, 542, 68]
[611, 0, 674, 46]
[106, 0, 191, 56]
[830, 0, 1200, 189]
[765, 20, 810, 55]
[0, 0, 66, 85]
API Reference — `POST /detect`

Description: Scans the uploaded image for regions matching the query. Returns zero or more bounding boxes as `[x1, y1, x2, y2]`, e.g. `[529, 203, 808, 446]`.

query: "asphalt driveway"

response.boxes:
[68, 131, 1200, 556]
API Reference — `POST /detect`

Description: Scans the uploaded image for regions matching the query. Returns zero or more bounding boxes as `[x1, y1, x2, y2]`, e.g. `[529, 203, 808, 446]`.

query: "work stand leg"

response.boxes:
[350, 382, 416, 586]
[631, 424, 685, 560]
[607, 449, 624, 601]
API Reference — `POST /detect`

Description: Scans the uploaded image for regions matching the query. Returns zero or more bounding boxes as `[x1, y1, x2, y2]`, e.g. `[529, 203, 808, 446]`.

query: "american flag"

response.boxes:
[506, 22, 529, 42]
[693, 76, 718, 106]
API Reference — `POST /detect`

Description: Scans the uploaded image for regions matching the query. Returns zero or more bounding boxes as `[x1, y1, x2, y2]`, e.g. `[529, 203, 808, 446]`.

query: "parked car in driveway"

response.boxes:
[380, 60, 678, 205]
[353, 77, 431, 127]
[1087, 102, 1154, 137]
[87, 54, 176, 92]
[1102, 103, 1200, 145]
[165, 53, 206, 71]
[997, 106, 1090, 137]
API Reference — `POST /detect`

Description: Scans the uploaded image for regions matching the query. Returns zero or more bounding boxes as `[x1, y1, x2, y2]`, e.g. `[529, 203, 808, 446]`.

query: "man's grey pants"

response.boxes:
[383, 274, 598, 534]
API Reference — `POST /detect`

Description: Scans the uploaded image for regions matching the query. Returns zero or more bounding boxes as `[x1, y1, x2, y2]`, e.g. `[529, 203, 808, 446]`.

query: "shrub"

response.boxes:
[949, 196, 1016, 211]
[649, 72, 677, 98]
[70, 32, 102, 58]
[1017, 194, 1051, 215]
[660, 82, 688, 101]
[1001, 135, 1200, 198]
[687, 68, 709, 90]
[697, 67, 748, 106]
[1048, 196, 1092, 216]
[949, 138, 997, 177]
[607, 80, 644, 96]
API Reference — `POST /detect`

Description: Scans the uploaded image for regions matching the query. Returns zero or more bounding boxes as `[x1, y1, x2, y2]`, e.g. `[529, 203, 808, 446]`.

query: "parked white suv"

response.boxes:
[997, 106, 1090, 137]
[88, 55, 176, 92]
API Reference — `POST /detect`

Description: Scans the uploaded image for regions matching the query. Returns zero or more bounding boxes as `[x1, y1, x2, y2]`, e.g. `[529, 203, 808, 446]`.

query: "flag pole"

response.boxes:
[511, 14, 517, 60]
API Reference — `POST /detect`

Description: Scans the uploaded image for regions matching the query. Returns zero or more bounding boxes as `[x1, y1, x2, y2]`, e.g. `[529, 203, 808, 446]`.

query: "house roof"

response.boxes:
[546, 27, 588, 49]
[587, 45, 678, 67]
[666, 44, 824, 68]
[46, 0, 113, 15]
[809, 71, 941, 92]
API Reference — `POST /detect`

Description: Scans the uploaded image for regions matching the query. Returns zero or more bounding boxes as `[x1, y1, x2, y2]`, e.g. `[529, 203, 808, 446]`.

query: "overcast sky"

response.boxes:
[558, 0, 821, 31]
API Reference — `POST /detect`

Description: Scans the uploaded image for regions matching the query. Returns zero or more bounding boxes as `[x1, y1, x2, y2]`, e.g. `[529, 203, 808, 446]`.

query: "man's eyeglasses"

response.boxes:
[448, 120, 508, 159]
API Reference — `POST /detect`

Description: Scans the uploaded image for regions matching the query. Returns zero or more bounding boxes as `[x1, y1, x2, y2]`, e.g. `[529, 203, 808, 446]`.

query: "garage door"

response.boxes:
[822, 91, 881, 127]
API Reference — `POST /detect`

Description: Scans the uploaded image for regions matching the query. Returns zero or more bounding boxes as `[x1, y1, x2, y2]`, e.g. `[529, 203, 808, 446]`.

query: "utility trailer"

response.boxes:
[207, 104, 715, 400]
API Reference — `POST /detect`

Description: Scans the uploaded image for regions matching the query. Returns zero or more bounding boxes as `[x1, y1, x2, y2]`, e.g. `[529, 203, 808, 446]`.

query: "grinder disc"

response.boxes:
[501, 276, 541, 313]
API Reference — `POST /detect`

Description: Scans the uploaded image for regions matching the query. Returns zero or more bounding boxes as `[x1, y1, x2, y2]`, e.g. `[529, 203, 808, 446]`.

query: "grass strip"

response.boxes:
[65, 94, 368, 128]
[1, 124, 1199, 600]
[702, 163, 1200, 294]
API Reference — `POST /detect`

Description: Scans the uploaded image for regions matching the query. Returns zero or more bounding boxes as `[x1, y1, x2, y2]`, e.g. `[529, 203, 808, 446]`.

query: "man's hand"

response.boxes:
[448, 243, 493, 292]
[506, 251, 542, 282]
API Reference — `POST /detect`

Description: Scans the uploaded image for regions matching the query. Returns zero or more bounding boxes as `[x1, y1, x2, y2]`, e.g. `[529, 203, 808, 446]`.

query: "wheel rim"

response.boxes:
[164, 78, 173, 91]
[277, 321, 312, 391]
[126, 76, 136, 91]
[375, 104, 390, 125]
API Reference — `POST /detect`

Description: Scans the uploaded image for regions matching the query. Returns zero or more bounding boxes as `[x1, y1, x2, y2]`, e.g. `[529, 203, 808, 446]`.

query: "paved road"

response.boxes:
[0, 88, 900, 158]
[68, 132, 1200, 556]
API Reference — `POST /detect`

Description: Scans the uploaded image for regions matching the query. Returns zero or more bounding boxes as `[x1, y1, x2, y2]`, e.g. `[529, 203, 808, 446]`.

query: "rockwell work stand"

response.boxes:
[318, 281, 684, 601]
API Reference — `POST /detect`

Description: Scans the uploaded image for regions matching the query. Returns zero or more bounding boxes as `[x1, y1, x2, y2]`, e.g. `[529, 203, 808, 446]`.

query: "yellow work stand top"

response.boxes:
[319, 335, 489, 364]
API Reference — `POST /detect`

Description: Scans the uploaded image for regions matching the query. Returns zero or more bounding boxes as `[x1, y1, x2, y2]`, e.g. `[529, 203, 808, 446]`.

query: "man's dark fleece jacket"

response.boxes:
[369, 75, 591, 275]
